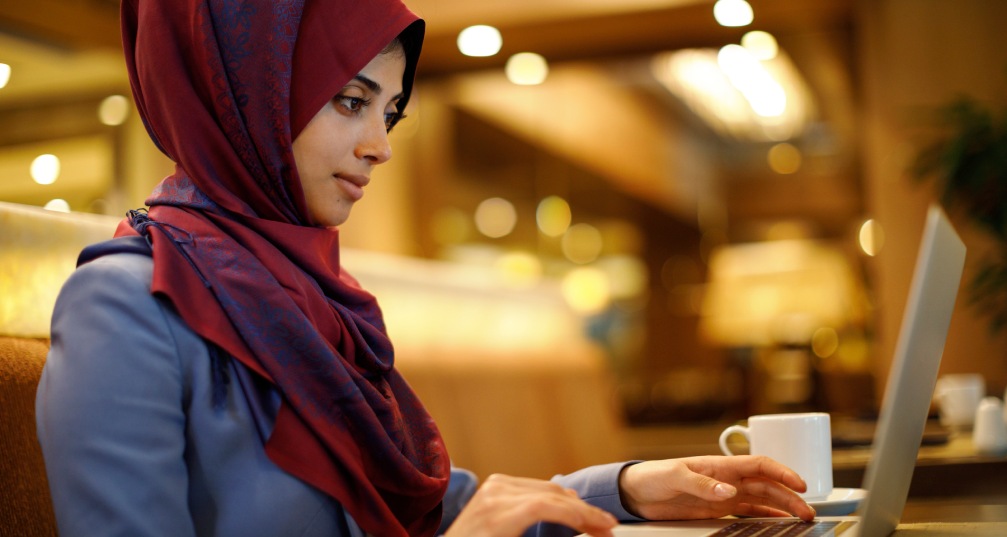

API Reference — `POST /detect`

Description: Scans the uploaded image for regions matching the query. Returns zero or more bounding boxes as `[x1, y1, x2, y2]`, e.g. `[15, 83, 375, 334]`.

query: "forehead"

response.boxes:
[355, 48, 407, 93]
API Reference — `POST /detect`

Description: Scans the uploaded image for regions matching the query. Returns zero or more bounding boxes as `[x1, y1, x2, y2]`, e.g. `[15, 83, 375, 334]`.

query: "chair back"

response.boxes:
[0, 202, 119, 535]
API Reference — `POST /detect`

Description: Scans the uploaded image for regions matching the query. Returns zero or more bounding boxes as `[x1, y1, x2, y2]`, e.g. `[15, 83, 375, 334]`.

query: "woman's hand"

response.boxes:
[444, 474, 618, 537]
[618, 456, 816, 522]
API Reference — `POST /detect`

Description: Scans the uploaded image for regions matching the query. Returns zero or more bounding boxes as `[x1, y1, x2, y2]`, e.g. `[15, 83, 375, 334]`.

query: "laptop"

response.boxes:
[592, 205, 967, 537]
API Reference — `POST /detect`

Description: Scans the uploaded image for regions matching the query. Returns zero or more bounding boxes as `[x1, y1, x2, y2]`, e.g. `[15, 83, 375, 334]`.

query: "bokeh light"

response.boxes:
[741, 30, 778, 60]
[812, 327, 840, 358]
[457, 25, 502, 57]
[561, 267, 610, 314]
[767, 142, 802, 174]
[505, 52, 549, 85]
[474, 197, 517, 238]
[561, 223, 603, 264]
[495, 251, 543, 288]
[713, 0, 754, 27]
[30, 154, 61, 185]
[98, 95, 130, 126]
[859, 218, 884, 256]
[536, 196, 571, 237]
[43, 199, 70, 213]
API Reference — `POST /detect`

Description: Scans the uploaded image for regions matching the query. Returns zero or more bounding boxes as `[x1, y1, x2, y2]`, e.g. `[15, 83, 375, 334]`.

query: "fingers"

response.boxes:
[445, 474, 619, 537]
[734, 477, 816, 521]
[745, 455, 808, 494]
[678, 457, 813, 521]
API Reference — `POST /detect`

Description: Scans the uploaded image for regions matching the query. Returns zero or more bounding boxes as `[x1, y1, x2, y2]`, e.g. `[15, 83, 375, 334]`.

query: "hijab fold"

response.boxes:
[118, 1, 446, 535]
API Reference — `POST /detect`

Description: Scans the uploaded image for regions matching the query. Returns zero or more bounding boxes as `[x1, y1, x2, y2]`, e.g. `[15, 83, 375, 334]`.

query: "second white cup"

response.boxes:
[719, 412, 833, 501]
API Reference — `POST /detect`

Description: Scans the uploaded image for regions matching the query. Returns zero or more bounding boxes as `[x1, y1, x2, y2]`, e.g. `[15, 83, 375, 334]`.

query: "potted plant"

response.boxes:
[913, 95, 1007, 332]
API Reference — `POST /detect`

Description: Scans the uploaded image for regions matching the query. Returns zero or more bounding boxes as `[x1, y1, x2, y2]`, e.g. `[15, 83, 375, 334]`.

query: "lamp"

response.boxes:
[0, 201, 118, 337]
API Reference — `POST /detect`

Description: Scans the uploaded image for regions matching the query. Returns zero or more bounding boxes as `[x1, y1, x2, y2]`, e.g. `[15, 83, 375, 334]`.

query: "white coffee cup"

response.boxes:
[935, 374, 985, 430]
[719, 412, 833, 501]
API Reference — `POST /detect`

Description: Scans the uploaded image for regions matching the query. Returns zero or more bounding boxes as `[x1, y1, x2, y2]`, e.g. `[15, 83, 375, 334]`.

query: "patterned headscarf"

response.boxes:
[118, 1, 447, 535]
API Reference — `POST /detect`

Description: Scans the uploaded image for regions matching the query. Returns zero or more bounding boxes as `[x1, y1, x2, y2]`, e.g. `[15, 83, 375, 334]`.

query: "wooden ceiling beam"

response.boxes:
[0, 0, 120, 51]
[416, 0, 853, 76]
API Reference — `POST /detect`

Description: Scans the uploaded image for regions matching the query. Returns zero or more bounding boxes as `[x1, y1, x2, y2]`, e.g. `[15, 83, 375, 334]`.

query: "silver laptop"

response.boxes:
[595, 205, 966, 537]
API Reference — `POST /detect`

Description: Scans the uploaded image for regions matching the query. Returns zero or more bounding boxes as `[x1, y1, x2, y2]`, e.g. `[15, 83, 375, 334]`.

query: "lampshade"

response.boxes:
[0, 202, 119, 337]
[700, 239, 864, 347]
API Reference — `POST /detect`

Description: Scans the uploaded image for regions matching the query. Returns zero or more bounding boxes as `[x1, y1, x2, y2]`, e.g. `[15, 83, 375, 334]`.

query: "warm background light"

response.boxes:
[0, 63, 10, 89]
[474, 197, 517, 238]
[536, 195, 571, 237]
[713, 0, 753, 27]
[859, 218, 884, 256]
[767, 142, 802, 174]
[741, 30, 778, 60]
[561, 266, 610, 314]
[505, 52, 549, 86]
[43, 199, 70, 213]
[718, 44, 786, 118]
[495, 251, 543, 288]
[561, 222, 603, 264]
[98, 94, 130, 126]
[30, 154, 60, 185]
[457, 25, 502, 57]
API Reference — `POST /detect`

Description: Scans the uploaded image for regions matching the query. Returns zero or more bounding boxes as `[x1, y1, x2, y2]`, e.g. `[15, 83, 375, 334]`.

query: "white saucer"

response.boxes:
[807, 488, 867, 516]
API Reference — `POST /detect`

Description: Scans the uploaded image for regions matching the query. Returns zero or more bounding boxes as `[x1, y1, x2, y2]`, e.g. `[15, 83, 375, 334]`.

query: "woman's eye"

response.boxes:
[336, 95, 369, 113]
[384, 111, 404, 132]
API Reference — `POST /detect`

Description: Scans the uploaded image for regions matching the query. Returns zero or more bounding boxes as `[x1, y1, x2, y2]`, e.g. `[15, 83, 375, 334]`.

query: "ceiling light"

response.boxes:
[98, 95, 130, 126]
[457, 25, 502, 57]
[713, 0, 754, 27]
[652, 48, 813, 142]
[30, 154, 60, 185]
[767, 142, 802, 174]
[741, 30, 778, 60]
[536, 195, 571, 237]
[43, 199, 71, 213]
[505, 52, 549, 85]
[718, 44, 786, 117]
[474, 197, 517, 238]
[0, 63, 10, 89]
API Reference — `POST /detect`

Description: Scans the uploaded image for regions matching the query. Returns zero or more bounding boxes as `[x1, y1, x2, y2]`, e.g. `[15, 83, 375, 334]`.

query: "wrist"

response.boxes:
[617, 461, 645, 519]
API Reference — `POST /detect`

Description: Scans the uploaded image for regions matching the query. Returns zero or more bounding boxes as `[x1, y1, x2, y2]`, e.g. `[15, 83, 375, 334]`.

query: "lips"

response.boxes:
[334, 173, 369, 202]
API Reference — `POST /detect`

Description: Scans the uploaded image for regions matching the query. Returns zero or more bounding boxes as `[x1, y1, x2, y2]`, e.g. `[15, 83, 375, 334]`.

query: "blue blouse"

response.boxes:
[36, 251, 639, 536]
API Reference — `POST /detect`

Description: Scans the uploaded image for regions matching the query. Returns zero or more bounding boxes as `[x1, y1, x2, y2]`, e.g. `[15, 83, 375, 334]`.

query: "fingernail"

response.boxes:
[714, 483, 736, 498]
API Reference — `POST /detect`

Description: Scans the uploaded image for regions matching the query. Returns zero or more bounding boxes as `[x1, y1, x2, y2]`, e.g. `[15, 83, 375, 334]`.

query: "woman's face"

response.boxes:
[293, 45, 407, 228]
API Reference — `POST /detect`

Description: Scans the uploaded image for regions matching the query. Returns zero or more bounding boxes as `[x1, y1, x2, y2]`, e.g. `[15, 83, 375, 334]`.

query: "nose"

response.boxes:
[355, 115, 393, 165]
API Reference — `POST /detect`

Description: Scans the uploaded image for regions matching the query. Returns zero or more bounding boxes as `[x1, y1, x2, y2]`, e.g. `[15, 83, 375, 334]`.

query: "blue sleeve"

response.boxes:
[438, 467, 479, 534]
[527, 462, 646, 537]
[35, 255, 197, 537]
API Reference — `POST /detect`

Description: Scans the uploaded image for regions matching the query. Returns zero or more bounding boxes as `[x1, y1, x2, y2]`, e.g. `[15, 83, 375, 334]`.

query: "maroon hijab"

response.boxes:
[118, 1, 447, 535]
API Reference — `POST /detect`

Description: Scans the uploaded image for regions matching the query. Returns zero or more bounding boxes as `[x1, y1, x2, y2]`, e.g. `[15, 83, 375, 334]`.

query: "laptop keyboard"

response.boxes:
[710, 521, 842, 536]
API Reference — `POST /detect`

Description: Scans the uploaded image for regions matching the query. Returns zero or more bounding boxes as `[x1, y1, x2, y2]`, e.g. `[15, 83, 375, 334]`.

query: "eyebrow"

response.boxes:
[353, 74, 404, 101]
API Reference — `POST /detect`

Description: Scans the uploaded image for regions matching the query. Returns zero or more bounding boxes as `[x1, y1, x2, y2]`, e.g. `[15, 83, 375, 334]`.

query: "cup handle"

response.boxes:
[719, 425, 749, 456]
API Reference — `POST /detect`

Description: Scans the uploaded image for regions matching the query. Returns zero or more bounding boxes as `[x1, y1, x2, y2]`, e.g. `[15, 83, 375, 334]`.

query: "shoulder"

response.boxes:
[68, 250, 154, 294]
[50, 249, 199, 379]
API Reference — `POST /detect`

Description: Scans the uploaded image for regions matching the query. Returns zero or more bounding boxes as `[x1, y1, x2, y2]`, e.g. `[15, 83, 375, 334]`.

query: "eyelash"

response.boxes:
[335, 95, 404, 132]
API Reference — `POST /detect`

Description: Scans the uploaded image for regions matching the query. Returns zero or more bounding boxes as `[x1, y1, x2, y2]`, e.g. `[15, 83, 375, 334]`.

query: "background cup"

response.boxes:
[719, 412, 833, 501]
[973, 397, 1007, 456]
[935, 374, 985, 430]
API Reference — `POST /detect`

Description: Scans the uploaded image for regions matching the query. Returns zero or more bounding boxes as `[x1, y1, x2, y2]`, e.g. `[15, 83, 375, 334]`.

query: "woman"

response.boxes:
[35, 0, 815, 535]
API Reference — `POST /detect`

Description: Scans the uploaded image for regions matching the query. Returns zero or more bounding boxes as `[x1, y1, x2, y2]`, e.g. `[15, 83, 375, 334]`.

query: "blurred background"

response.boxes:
[2, 0, 1007, 478]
